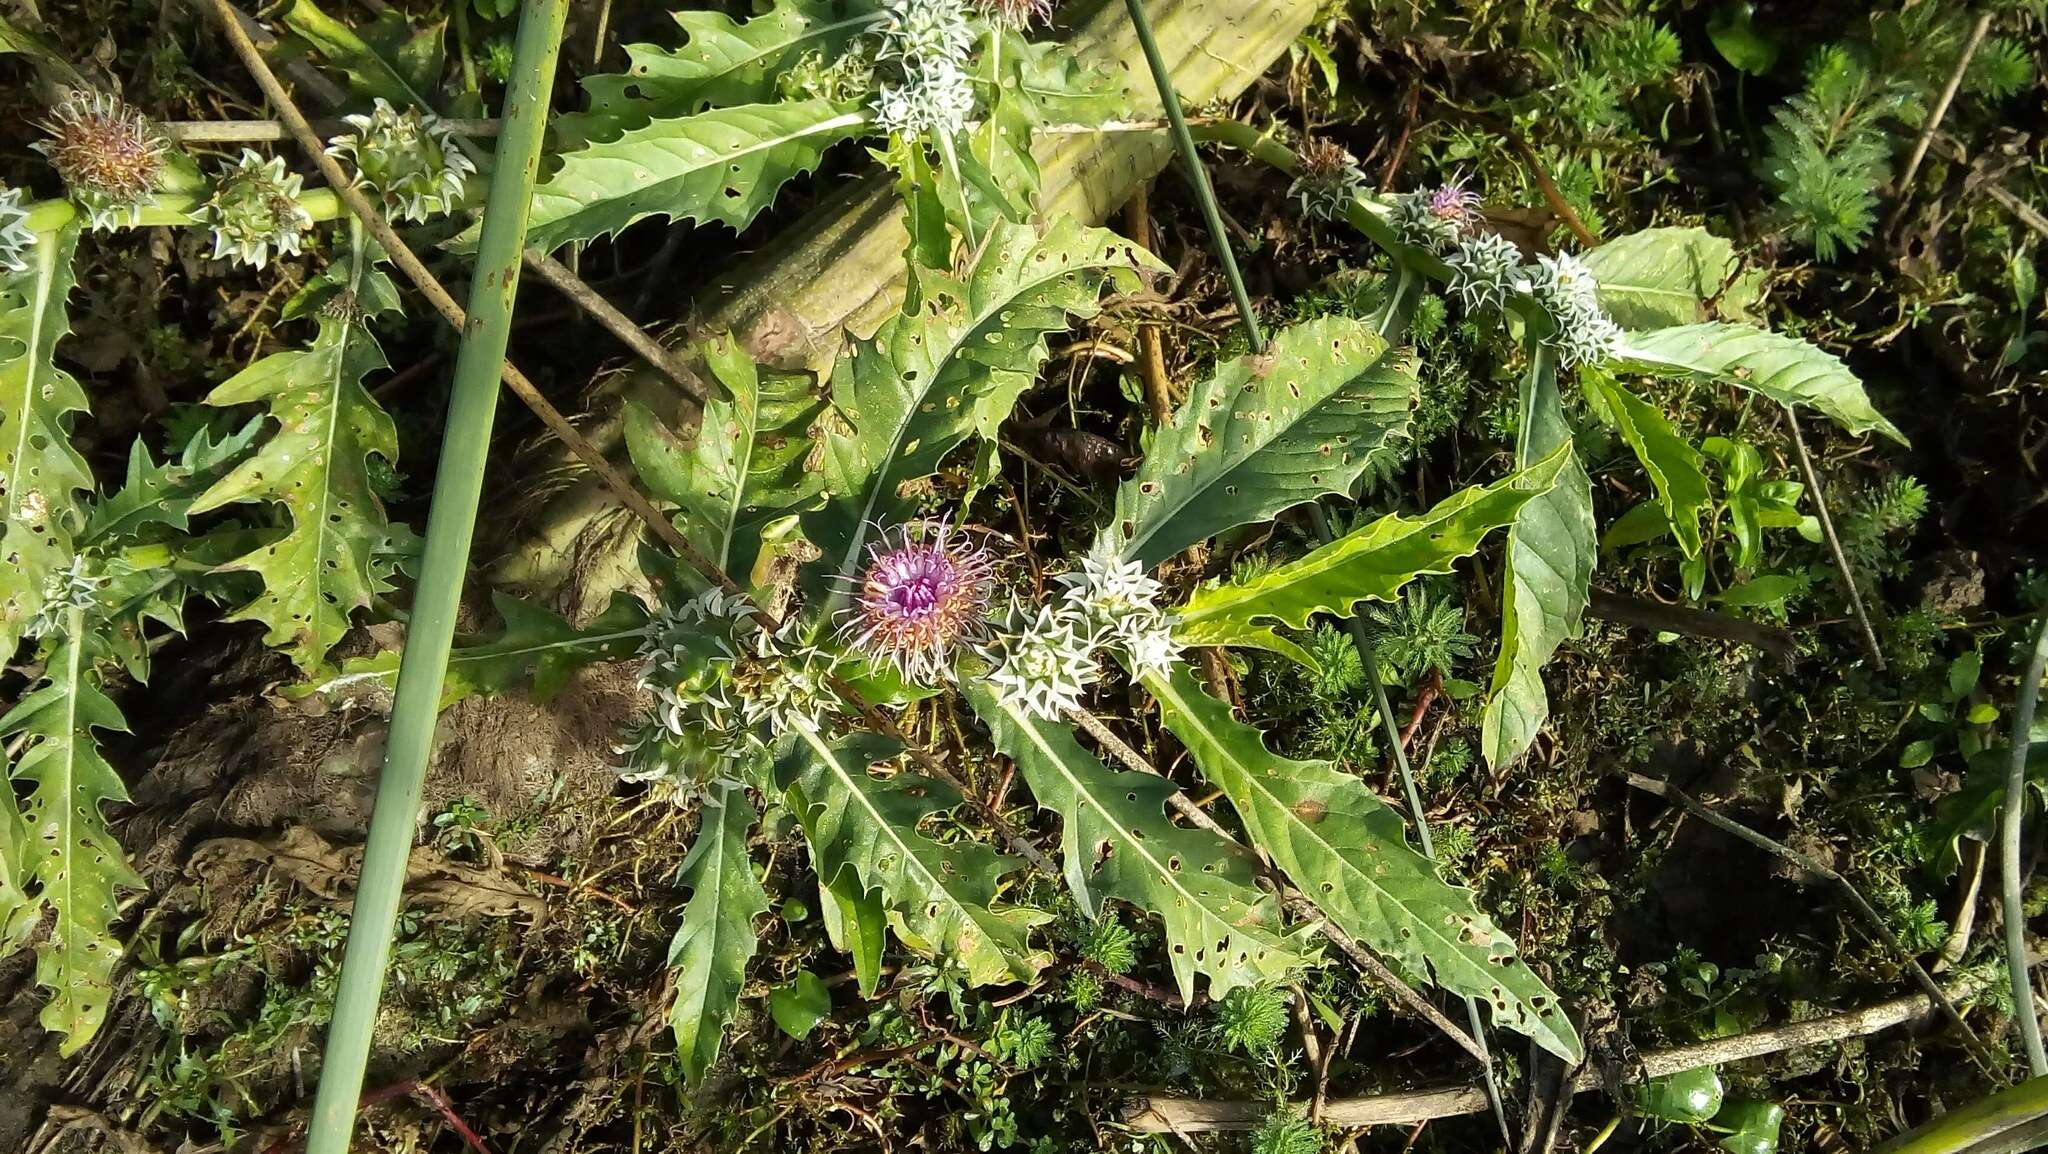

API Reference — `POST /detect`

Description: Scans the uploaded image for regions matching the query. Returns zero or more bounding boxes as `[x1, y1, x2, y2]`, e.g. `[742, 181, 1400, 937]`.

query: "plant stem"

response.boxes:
[2005, 611, 2048, 1076]
[300, 2, 570, 1152]
[1888, 10, 1993, 232]
[1121, 0, 1263, 353]
[1783, 406, 1886, 669]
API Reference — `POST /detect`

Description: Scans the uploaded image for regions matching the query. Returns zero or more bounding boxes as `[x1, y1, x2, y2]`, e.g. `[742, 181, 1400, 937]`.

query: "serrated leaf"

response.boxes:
[1146, 665, 1582, 1060]
[1580, 227, 1740, 330]
[1614, 322, 1906, 445]
[1, 618, 142, 1053]
[84, 418, 265, 544]
[1483, 345, 1594, 769]
[1587, 375, 1709, 560]
[962, 679, 1303, 1002]
[1175, 446, 1568, 663]
[669, 782, 767, 1086]
[802, 217, 1155, 622]
[189, 314, 401, 672]
[0, 760, 33, 949]
[777, 726, 1048, 986]
[1101, 316, 1417, 568]
[502, 100, 868, 255]
[0, 217, 89, 663]
[297, 591, 648, 708]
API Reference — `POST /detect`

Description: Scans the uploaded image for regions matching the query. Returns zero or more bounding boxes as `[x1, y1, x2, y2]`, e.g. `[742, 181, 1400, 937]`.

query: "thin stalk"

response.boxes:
[2006, 612, 2048, 1076]
[302, 3, 570, 1152]
[1784, 407, 1886, 669]
[1121, 0, 1263, 352]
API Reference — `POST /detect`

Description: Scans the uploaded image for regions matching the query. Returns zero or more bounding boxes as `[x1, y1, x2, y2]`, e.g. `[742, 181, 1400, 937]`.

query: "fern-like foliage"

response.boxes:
[1759, 46, 1916, 260]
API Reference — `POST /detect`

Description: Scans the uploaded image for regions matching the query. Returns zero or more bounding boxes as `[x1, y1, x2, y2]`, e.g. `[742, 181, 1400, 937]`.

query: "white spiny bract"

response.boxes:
[983, 603, 1098, 720]
[197, 150, 313, 270]
[1391, 177, 1483, 254]
[0, 185, 35, 274]
[1442, 231, 1524, 315]
[1288, 138, 1366, 223]
[1057, 549, 1182, 680]
[1528, 252, 1621, 370]
[325, 99, 474, 222]
[621, 590, 758, 789]
[28, 553, 103, 640]
[877, 0, 976, 65]
[34, 89, 168, 230]
[732, 616, 844, 735]
[870, 0, 978, 138]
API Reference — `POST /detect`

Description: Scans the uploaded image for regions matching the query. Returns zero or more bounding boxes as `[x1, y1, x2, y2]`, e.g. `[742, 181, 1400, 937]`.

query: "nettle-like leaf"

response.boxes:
[190, 313, 401, 672]
[506, 100, 869, 255]
[1580, 226, 1741, 330]
[1102, 316, 1417, 568]
[85, 418, 265, 544]
[1613, 322, 1906, 445]
[669, 782, 768, 1086]
[803, 217, 1156, 621]
[1482, 345, 1595, 769]
[626, 336, 823, 579]
[777, 726, 1049, 985]
[963, 680, 1304, 1002]
[297, 591, 648, 709]
[0, 217, 89, 662]
[1, 619, 141, 1053]
[1146, 665, 1583, 1062]
[1586, 374, 1710, 560]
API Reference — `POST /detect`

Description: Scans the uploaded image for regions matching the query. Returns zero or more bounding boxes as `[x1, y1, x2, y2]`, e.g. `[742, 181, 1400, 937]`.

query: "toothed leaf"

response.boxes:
[669, 782, 768, 1085]
[1614, 322, 1905, 445]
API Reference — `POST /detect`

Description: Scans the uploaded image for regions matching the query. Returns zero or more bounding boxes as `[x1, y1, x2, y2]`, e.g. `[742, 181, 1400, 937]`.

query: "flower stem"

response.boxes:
[2006, 611, 2048, 1076]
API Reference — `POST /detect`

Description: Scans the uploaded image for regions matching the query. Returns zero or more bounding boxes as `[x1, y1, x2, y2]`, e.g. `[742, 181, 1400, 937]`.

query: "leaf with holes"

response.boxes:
[1613, 322, 1905, 445]
[1100, 315, 1416, 568]
[669, 782, 768, 1086]
[801, 217, 1156, 624]
[1482, 344, 1595, 769]
[1, 620, 141, 1053]
[84, 418, 264, 545]
[1586, 374, 1709, 559]
[1147, 665, 1583, 1061]
[1175, 446, 1568, 666]
[777, 726, 1049, 985]
[0, 759, 32, 950]
[1580, 226, 1740, 330]
[963, 679, 1305, 1002]
[189, 314, 400, 673]
[0, 216, 89, 663]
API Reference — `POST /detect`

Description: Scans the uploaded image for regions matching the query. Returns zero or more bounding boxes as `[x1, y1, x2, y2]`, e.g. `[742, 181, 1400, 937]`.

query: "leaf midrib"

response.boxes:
[4, 237, 64, 543]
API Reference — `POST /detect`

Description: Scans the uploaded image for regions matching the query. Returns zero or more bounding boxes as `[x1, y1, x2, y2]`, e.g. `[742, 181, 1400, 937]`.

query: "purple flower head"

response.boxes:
[841, 519, 993, 684]
[1427, 176, 1483, 227]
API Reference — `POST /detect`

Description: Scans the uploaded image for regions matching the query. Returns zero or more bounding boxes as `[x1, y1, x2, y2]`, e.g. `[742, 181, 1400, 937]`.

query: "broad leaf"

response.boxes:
[1587, 374, 1709, 559]
[190, 314, 401, 672]
[1147, 665, 1583, 1062]
[1, 618, 141, 1053]
[1581, 226, 1739, 330]
[1101, 315, 1417, 567]
[777, 726, 1048, 985]
[296, 591, 648, 709]
[1482, 344, 1594, 768]
[818, 866, 886, 998]
[0, 757, 32, 949]
[963, 680, 1303, 1002]
[803, 217, 1155, 622]
[282, 0, 443, 110]
[1614, 322, 1906, 445]
[0, 217, 89, 662]
[669, 782, 768, 1086]
[1175, 445, 1569, 665]
[507, 100, 868, 255]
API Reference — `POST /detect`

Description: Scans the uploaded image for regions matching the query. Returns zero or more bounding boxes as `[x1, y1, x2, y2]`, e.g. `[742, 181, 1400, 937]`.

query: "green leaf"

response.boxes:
[1, 616, 142, 1053]
[962, 679, 1304, 1003]
[669, 783, 768, 1085]
[1869, 1071, 2048, 1154]
[1581, 227, 1740, 330]
[1587, 375, 1709, 559]
[769, 970, 832, 1040]
[1174, 446, 1569, 663]
[296, 591, 648, 708]
[503, 100, 868, 255]
[1715, 1101, 1785, 1154]
[802, 217, 1155, 622]
[1482, 345, 1595, 768]
[1635, 1066, 1726, 1123]
[0, 217, 89, 663]
[1706, 3, 1780, 75]
[1715, 574, 1806, 608]
[282, 0, 443, 109]
[1146, 666, 1583, 1061]
[0, 748, 34, 950]
[818, 867, 886, 998]
[1615, 322, 1906, 445]
[777, 726, 1049, 986]
[1901, 739, 1937, 770]
[84, 419, 265, 545]
[190, 314, 401, 672]
[1102, 315, 1417, 568]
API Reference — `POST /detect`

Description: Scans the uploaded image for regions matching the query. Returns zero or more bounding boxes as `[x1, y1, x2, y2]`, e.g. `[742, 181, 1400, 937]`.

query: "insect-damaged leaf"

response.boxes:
[668, 782, 768, 1086]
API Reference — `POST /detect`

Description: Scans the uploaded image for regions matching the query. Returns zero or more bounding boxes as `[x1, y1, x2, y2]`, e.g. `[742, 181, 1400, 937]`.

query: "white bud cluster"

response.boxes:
[871, 0, 977, 139]
[0, 186, 36, 275]
[983, 603, 1099, 720]
[1528, 252, 1621, 370]
[1056, 548, 1182, 684]
[1442, 231, 1524, 315]
[197, 150, 314, 270]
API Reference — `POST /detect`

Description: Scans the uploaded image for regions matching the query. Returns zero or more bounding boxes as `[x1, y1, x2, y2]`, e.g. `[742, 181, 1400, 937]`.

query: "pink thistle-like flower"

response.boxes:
[1427, 175, 1483, 227]
[841, 520, 993, 684]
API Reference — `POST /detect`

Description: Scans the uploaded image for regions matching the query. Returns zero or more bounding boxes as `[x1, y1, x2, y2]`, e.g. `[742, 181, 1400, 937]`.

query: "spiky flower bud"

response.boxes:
[984, 603, 1098, 720]
[873, 57, 975, 138]
[1528, 252, 1621, 371]
[1442, 231, 1524, 315]
[1289, 137, 1367, 222]
[879, 0, 976, 64]
[29, 553, 104, 639]
[1392, 175, 1482, 253]
[733, 616, 844, 735]
[1056, 548, 1182, 680]
[325, 99, 474, 222]
[0, 185, 36, 275]
[197, 150, 314, 270]
[34, 90, 168, 230]
[871, 0, 977, 138]
[620, 590, 763, 795]
[841, 519, 993, 684]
